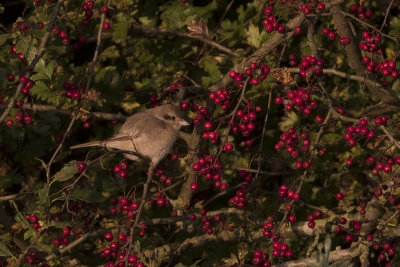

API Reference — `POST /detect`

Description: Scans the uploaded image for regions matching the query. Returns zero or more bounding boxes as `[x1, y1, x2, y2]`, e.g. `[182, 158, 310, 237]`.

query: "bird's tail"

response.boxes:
[70, 141, 105, 149]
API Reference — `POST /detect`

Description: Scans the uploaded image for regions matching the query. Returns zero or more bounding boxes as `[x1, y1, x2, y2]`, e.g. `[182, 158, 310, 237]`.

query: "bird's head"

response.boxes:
[153, 104, 190, 130]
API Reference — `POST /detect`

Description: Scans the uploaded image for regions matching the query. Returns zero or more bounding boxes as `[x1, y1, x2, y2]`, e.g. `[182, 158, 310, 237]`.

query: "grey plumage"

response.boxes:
[70, 104, 189, 165]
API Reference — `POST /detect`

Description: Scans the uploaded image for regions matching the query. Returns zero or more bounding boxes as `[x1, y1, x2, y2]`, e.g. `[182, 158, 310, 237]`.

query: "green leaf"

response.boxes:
[34, 243, 53, 254]
[31, 80, 51, 101]
[0, 34, 8, 46]
[15, 37, 38, 64]
[246, 24, 261, 48]
[38, 184, 50, 211]
[45, 60, 55, 79]
[30, 72, 50, 81]
[112, 13, 131, 44]
[23, 228, 35, 240]
[279, 111, 299, 132]
[53, 161, 78, 182]
[0, 241, 13, 257]
[67, 189, 107, 203]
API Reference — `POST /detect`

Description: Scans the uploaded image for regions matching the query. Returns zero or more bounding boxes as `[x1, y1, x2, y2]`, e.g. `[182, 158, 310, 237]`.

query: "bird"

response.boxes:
[70, 104, 190, 166]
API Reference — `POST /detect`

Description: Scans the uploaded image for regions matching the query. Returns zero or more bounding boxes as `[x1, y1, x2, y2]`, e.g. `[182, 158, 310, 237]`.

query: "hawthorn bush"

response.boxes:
[0, 0, 400, 266]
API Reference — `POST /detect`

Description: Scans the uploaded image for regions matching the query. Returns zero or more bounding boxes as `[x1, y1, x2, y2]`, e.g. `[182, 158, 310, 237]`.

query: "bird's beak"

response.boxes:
[179, 119, 190, 127]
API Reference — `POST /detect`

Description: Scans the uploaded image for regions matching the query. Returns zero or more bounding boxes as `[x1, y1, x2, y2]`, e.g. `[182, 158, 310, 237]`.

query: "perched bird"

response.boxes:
[70, 104, 189, 166]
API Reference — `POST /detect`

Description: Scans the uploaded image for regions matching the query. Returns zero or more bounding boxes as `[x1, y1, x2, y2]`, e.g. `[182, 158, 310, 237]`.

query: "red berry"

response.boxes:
[7, 74, 15, 82]
[102, 22, 111, 31]
[77, 162, 86, 172]
[100, 6, 108, 14]
[104, 232, 113, 241]
[335, 192, 344, 200]
[118, 170, 127, 179]
[190, 182, 198, 191]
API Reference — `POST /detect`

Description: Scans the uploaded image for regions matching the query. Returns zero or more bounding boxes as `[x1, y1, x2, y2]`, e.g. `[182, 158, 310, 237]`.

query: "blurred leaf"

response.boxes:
[38, 184, 50, 211]
[35, 243, 53, 254]
[67, 189, 107, 203]
[112, 13, 132, 44]
[0, 241, 12, 257]
[0, 34, 8, 46]
[53, 161, 78, 182]
[279, 111, 299, 132]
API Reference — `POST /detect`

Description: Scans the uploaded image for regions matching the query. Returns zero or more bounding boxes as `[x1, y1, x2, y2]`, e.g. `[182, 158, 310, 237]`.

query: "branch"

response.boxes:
[0, 102, 126, 121]
[45, 228, 107, 262]
[274, 243, 367, 267]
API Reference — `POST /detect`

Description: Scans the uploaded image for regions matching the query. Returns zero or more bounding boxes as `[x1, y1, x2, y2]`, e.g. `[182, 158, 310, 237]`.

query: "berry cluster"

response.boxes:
[82, 1, 95, 25]
[17, 75, 35, 96]
[371, 242, 397, 264]
[6, 111, 32, 128]
[11, 45, 26, 61]
[339, 37, 351, 47]
[52, 27, 69, 45]
[63, 82, 83, 99]
[21, 250, 39, 265]
[113, 162, 128, 179]
[274, 128, 313, 165]
[102, 232, 147, 267]
[364, 57, 398, 81]
[154, 194, 171, 208]
[229, 183, 249, 209]
[209, 89, 231, 110]
[306, 209, 323, 229]
[262, 7, 286, 34]
[297, 55, 324, 78]
[349, 3, 373, 20]
[271, 240, 293, 259]
[111, 197, 141, 223]
[228, 62, 270, 88]
[322, 28, 336, 40]
[359, 32, 382, 55]
[275, 88, 318, 115]
[277, 185, 300, 202]
[13, 21, 31, 32]
[193, 106, 211, 126]
[230, 105, 261, 152]
[343, 119, 376, 147]
[192, 155, 227, 190]
[25, 214, 41, 231]
[367, 155, 400, 175]
[252, 250, 271, 266]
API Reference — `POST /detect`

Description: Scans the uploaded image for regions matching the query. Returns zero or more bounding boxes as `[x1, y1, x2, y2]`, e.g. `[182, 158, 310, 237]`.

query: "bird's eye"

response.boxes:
[170, 116, 175, 120]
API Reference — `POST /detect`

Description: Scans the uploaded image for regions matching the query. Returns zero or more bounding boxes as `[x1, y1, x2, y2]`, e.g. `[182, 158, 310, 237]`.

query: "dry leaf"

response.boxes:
[187, 18, 209, 38]
[270, 67, 293, 85]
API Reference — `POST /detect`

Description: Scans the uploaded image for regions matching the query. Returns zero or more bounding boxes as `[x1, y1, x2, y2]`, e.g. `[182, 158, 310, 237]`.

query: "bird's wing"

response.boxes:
[105, 116, 168, 152]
